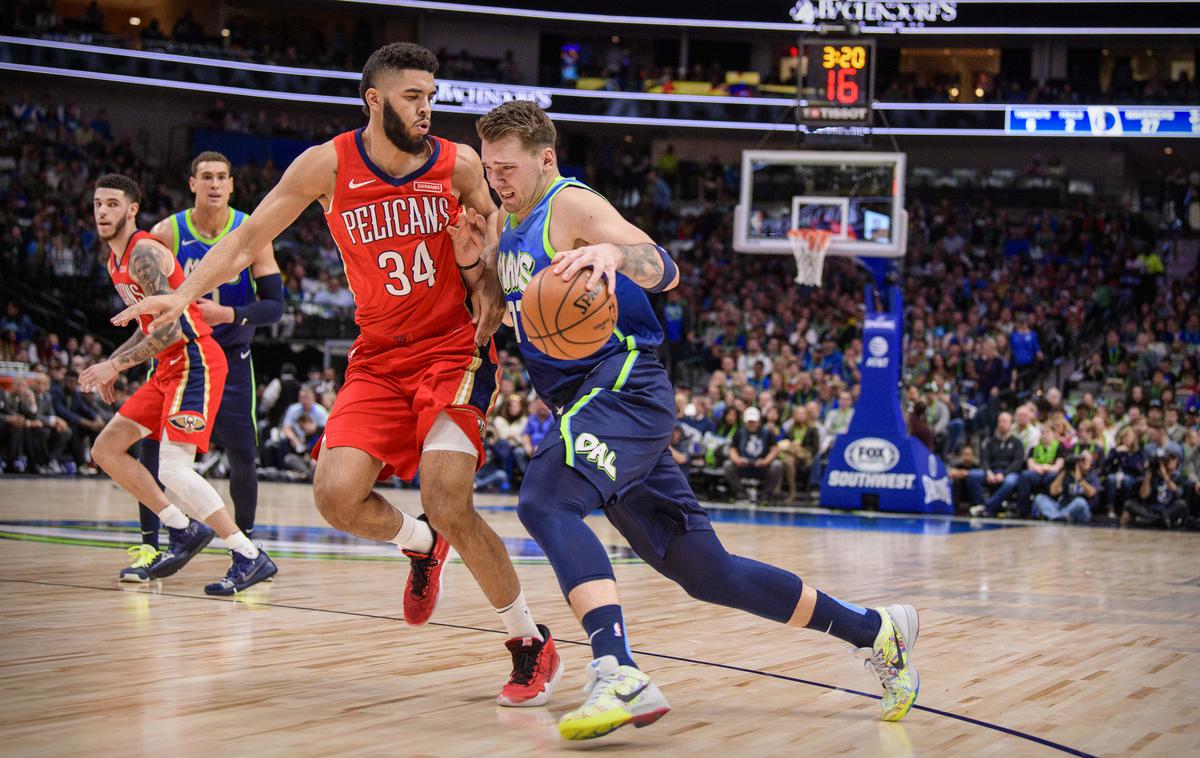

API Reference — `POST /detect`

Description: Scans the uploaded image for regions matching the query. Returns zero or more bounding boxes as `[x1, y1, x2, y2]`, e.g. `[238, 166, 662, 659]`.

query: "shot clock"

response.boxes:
[797, 39, 875, 127]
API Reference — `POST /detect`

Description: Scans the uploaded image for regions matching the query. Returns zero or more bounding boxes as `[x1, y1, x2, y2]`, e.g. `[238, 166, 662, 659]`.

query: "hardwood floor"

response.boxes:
[0, 478, 1197, 757]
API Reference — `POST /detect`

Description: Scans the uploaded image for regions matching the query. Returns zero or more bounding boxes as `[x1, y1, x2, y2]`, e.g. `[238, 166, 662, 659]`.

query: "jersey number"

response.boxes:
[506, 300, 524, 343]
[377, 241, 436, 297]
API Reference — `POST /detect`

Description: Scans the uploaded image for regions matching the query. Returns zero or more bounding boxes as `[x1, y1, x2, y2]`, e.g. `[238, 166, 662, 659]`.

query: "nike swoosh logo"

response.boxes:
[616, 682, 649, 704]
[168, 356, 182, 366]
[240, 350, 251, 360]
[180, 239, 200, 246]
[588, 629, 602, 643]
[348, 178, 376, 189]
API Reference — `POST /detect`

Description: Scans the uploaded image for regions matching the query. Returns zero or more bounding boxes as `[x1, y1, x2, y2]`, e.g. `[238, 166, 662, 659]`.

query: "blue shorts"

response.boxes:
[209, 343, 257, 450]
[531, 350, 712, 557]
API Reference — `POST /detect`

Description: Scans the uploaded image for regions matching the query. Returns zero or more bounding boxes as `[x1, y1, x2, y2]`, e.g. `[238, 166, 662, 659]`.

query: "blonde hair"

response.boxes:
[476, 101, 557, 151]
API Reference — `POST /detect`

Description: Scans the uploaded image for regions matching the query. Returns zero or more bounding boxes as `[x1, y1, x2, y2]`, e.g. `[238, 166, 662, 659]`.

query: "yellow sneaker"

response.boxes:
[118, 544, 161, 583]
[557, 656, 670, 741]
[857, 604, 920, 721]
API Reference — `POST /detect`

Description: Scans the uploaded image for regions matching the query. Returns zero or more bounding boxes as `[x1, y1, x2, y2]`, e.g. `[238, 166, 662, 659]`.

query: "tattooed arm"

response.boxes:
[546, 185, 679, 294]
[109, 240, 184, 371]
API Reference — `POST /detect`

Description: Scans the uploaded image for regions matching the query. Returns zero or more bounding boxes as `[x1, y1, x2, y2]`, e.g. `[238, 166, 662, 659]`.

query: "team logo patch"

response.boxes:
[477, 417, 486, 434]
[574, 432, 617, 481]
[168, 413, 207, 433]
[413, 181, 443, 194]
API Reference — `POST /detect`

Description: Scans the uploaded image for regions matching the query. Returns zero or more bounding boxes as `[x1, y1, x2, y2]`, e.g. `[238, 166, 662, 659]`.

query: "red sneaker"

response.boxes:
[497, 624, 563, 707]
[401, 524, 450, 626]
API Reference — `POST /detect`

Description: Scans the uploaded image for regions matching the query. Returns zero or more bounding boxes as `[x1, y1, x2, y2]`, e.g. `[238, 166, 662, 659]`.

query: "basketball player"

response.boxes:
[112, 44, 561, 706]
[119, 151, 283, 583]
[82, 174, 276, 595]
[473, 101, 920, 740]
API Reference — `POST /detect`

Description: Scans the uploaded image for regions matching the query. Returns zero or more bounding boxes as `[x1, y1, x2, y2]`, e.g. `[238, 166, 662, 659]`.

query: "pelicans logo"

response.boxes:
[168, 413, 207, 433]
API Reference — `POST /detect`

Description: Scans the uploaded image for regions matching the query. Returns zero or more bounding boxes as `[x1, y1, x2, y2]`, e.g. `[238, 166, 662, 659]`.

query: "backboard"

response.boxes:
[734, 150, 907, 258]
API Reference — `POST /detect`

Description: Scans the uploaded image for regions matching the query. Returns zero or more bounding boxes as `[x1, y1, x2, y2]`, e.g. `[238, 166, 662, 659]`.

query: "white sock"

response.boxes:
[389, 513, 434, 554]
[497, 591, 542, 641]
[224, 531, 260, 559]
[158, 504, 189, 530]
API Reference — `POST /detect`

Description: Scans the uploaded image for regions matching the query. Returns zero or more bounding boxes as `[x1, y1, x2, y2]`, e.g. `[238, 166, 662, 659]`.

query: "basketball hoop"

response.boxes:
[787, 228, 833, 287]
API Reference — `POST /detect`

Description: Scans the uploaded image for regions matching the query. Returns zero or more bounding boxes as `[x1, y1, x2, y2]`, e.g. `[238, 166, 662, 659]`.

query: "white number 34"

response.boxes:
[377, 241, 436, 297]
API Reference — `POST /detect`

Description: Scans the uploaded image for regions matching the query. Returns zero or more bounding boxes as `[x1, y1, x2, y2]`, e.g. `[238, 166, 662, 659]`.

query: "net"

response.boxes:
[787, 228, 833, 287]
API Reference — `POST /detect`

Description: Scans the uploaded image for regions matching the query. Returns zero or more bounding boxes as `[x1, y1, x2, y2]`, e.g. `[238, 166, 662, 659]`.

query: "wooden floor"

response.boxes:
[0, 478, 1197, 757]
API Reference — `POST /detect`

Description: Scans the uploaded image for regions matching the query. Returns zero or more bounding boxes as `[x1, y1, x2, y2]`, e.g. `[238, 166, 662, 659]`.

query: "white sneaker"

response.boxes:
[557, 656, 670, 740]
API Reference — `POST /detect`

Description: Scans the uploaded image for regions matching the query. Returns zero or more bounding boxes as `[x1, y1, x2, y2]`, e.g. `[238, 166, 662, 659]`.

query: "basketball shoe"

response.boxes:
[148, 519, 214, 579]
[118, 544, 161, 583]
[498, 624, 563, 707]
[402, 517, 449, 625]
[204, 549, 278, 596]
[557, 656, 670, 741]
[856, 604, 920, 722]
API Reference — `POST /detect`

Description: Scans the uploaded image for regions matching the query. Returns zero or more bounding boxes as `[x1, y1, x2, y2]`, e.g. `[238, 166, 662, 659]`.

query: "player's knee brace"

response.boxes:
[517, 473, 615, 596]
[158, 441, 226, 519]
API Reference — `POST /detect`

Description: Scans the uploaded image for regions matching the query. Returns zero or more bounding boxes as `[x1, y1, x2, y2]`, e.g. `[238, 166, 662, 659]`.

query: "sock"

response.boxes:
[805, 590, 882, 649]
[496, 591, 542, 641]
[224, 531, 260, 559]
[389, 513, 434, 554]
[158, 504, 189, 530]
[582, 604, 636, 668]
[139, 504, 161, 549]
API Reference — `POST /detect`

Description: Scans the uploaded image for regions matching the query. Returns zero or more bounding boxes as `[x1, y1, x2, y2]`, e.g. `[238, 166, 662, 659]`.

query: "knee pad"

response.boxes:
[158, 441, 226, 519]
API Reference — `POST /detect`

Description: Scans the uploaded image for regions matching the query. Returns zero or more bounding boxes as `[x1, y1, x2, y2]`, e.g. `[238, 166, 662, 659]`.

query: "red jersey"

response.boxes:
[325, 130, 470, 342]
[107, 230, 212, 357]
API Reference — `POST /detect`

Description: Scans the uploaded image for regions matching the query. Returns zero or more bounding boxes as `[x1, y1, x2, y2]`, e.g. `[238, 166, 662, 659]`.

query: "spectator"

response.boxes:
[908, 400, 934, 451]
[521, 398, 554, 460]
[1033, 449, 1098, 523]
[490, 394, 529, 483]
[266, 386, 328, 469]
[777, 405, 819, 500]
[1122, 448, 1188, 529]
[50, 367, 103, 473]
[966, 412, 1026, 517]
[722, 407, 782, 503]
[1017, 425, 1065, 518]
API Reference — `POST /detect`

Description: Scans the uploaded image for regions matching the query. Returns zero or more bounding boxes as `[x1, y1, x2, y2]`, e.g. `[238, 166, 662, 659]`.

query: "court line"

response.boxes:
[0, 578, 1096, 757]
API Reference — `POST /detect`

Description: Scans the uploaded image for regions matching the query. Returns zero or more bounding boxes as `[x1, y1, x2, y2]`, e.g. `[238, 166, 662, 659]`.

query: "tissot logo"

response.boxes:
[790, 0, 958, 27]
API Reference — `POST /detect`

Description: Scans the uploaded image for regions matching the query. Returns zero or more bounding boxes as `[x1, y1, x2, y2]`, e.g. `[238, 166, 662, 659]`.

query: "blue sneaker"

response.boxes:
[204, 549, 278, 596]
[149, 520, 215, 579]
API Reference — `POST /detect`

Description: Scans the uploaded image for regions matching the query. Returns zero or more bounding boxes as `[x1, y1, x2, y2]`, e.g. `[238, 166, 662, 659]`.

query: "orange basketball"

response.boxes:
[521, 267, 618, 360]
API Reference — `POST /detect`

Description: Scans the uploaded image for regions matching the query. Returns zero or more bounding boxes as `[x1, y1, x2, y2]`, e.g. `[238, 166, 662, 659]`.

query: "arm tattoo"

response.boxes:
[616, 243, 664, 288]
[112, 242, 183, 370]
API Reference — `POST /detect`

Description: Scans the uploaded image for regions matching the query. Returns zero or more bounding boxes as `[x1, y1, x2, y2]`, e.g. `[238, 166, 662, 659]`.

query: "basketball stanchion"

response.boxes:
[787, 228, 833, 287]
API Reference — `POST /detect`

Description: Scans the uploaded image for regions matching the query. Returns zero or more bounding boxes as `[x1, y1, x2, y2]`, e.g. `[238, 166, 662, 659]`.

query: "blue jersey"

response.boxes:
[170, 208, 254, 348]
[498, 177, 663, 406]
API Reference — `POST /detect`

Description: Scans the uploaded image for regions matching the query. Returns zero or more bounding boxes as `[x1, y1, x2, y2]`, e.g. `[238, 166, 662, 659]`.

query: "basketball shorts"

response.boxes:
[530, 349, 713, 558]
[210, 343, 258, 449]
[316, 323, 500, 481]
[120, 336, 227, 452]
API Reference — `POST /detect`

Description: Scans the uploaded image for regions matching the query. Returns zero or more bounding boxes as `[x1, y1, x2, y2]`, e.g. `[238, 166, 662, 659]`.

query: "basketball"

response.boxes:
[521, 267, 618, 360]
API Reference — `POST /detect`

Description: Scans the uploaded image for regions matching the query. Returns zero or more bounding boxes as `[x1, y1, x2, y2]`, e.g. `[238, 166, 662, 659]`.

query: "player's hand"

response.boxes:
[80, 360, 118, 396]
[551, 242, 622, 297]
[447, 206, 491, 265]
[470, 267, 505, 346]
[194, 298, 234, 325]
[113, 292, 186, 333]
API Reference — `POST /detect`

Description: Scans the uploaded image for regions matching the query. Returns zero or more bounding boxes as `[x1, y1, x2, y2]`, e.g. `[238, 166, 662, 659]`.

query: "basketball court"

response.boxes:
[2, 478, 1196, 756]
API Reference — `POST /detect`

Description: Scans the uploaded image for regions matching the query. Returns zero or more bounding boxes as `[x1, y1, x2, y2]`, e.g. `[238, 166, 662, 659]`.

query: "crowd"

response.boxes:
[6, 1, 1196, 106]
[2, 84, 1199, 529]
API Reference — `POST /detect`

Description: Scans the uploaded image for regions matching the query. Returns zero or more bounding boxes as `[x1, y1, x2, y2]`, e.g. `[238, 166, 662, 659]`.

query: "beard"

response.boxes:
[382, 99, 427, 155]
[97, 214, 127, 242]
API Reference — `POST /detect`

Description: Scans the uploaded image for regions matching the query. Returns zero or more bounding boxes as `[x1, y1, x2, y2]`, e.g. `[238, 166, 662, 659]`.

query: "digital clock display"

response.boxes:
[798, 39, 875, 127]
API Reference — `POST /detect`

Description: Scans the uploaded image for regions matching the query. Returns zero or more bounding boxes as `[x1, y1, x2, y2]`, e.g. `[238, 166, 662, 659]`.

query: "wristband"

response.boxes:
[647, 244, 677, 293]
[458, 258, 483, 271]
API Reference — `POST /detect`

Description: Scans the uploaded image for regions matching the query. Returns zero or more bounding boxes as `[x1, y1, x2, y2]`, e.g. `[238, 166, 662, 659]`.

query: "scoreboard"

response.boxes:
[797, 38, 875, 127]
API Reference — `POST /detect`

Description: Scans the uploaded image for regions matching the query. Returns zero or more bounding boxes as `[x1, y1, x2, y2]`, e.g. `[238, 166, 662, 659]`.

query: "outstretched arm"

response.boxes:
[547, 186, 679, 294]
[114, 143, 336, 332]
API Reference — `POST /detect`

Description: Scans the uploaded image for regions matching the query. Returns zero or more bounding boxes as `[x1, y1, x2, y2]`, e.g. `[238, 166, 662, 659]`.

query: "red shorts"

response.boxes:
[316, 323, 500, 481]
[119, 336, 227, 452]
